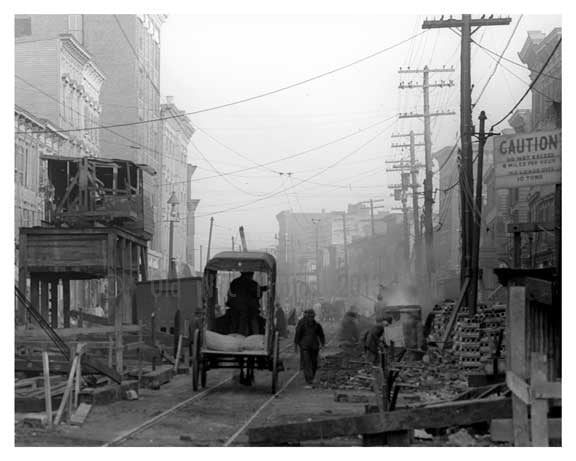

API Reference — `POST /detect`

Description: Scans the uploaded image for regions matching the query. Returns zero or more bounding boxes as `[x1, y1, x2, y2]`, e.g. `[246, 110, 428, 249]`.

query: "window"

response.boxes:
[15, 16, 31, 38]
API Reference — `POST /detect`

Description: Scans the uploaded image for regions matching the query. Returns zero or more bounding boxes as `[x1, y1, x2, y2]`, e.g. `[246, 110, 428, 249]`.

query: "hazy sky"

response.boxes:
[159, 13, 561, 256]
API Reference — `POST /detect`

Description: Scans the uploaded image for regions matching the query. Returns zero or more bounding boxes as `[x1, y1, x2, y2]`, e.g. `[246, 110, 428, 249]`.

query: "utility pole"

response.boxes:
[422, 15, 511, 305]
[370, 199, 375, 236]
[389, 178, 413, 271]
[239, 226, 248, 251]
[390, 131, 426, 280]
[470, 111, 495, 314]
[399, 66, 455, 285]
[206, 217, 214, 262]
[311, 218, 321, 296]
[341, 212, 349, 300]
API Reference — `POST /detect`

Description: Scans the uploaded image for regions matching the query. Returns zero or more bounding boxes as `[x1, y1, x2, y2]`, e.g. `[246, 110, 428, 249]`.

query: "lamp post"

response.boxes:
[167, 191, 179, 279]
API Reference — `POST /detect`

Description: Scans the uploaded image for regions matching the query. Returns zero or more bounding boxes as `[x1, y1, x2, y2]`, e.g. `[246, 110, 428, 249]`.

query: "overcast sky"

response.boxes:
[159, 13, 561, 256]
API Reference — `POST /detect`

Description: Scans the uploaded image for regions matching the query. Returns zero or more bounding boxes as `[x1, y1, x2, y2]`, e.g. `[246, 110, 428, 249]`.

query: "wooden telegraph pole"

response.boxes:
[399, 67, 455, 285]
[422, 15, 511, 306]
[390, 132, 425, 280]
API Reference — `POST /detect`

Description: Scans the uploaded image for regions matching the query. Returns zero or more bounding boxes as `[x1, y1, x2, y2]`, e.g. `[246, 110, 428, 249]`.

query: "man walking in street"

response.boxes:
[294, 309, 325, 388]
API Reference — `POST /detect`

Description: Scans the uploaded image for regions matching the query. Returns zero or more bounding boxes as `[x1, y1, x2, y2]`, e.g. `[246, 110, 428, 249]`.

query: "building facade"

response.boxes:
[158, 96, 196, 278]
[15, 32, 105, 158]
[15, 14, 167, 271]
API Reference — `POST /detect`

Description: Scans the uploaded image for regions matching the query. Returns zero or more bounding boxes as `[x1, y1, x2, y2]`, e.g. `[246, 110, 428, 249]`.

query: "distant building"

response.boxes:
[159, 96, 196, 277]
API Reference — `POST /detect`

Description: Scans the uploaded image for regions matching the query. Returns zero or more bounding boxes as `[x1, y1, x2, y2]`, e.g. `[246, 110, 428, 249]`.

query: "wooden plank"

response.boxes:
[530, 353, 549, 447]
[42, 351, 53, 429]
[248, 398, 512, 445]
[491, 418, 562, 443]
[525, 278, 553, 305]
[506, 222, 555, 234]
[440, 277, 470, 349]
[15, 325, 141, 340]
[532, 381, 562, 400]
[70, 403, 92, 426]
[506, 371, 530, 405]
[54, 344, 82, 425]
[508, 286, 530, 447]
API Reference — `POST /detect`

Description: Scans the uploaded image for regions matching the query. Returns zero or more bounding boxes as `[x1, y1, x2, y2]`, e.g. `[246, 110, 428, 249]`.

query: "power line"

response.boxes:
[194, 121, 393, 219]
[473, 15, 523, 106]
[471, 36, 562, 81]
[154, 115, 397, 189]
[491, 38, 561, 130]
[16, 30, 428, 135]
[480, 46, 559, 103]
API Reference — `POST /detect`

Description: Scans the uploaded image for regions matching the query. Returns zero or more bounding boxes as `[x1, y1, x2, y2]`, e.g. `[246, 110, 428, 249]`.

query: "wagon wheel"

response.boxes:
[200, 356, 207, 388]
[271, 330, 280, 394]
[192, 329, 201, 391]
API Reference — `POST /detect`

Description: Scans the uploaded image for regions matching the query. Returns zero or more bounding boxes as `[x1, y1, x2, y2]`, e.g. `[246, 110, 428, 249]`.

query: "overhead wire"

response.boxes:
[473, 15, 523, 106]
[490, 38, 561, 130]
[154, 114, 397, 189]
[194, 118, 394, 219]
[16, 29, 428, 135]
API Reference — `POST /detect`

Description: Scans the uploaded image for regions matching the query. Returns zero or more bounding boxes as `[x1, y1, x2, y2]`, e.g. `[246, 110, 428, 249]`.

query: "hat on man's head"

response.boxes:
[304, 308, 316, 316]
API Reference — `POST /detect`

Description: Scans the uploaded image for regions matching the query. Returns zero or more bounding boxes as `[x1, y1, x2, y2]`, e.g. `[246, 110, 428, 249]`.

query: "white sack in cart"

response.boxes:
[242, 334, 265, 351]
[205, 330, 243, 352]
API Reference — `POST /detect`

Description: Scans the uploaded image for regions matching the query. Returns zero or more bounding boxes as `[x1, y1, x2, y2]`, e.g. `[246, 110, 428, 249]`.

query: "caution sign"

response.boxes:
[494, 130, 561, 188]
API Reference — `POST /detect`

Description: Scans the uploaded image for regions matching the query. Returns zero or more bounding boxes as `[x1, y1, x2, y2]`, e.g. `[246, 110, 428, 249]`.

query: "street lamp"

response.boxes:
[167, 191, 180, 279]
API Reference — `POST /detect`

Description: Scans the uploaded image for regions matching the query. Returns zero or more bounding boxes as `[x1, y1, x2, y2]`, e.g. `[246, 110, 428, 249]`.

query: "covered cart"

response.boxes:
[192, 251, 283, 393]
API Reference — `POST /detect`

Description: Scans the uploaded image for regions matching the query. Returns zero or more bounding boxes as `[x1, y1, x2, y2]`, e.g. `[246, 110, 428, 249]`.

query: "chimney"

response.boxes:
[166, 95, 174, 105]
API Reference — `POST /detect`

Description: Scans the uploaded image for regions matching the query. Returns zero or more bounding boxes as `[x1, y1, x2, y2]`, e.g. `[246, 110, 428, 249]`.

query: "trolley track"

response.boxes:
[105, 331, 337, 447]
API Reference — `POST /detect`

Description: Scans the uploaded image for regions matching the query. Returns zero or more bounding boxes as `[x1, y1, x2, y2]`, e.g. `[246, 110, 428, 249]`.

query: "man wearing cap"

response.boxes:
[294, 309, 325, 388]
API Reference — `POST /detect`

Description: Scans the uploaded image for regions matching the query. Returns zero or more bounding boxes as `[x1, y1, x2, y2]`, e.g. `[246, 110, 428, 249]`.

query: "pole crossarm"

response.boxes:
[392, 142, 425, 148]
[391, 132, 424, 138]
[399, 111, 455, 119]
[399, 82, 454, 89]
[399, 67, 455, 73]
[422, 17, 511, 29]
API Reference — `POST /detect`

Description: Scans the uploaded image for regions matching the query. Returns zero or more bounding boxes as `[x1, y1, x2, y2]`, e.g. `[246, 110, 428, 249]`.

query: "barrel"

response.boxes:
[380, 305, 423, 349]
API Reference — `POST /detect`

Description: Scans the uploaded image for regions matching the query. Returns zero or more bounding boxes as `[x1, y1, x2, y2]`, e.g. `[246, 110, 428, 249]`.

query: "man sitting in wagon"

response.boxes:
[226, 271, 268, 336]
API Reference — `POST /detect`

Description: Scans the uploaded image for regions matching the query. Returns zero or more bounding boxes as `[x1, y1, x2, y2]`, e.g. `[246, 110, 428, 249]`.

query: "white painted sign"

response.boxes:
[494, 130, 561, 188]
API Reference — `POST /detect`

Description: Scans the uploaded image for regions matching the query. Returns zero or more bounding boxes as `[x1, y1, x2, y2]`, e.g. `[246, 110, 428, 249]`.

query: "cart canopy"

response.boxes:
[205, 251, 276, 274]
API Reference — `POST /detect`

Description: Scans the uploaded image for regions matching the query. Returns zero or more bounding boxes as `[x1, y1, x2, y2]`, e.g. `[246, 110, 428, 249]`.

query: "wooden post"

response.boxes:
[42, 351, 53, 429]
[54, 344, 82, 425]
[513, 232, 522, 268]
[30, 276, 40, 318]
[50, 279, 59, 329]
[107, 336, 113, 369]
[174, 334, 183, 373]
[63, 279, 71, 328]
[508, 286, 530, 446]
[138, 320, 144, 390]
[18, 231, 28, 326]
[40, 280, 49, 323]
[74, 348, 83, 410]
[530, 353, 549, 446]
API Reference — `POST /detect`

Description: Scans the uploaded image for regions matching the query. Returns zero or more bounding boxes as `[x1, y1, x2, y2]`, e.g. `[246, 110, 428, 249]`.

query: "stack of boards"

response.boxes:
[205, 331, 265, 352]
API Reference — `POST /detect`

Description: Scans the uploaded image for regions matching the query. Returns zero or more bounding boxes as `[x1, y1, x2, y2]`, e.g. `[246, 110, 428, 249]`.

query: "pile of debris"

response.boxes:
[316, 343, 373, 391]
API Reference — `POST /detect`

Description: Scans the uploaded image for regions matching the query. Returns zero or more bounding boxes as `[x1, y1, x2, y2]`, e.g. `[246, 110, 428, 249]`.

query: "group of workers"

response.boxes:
[221, 274, 399, 389]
